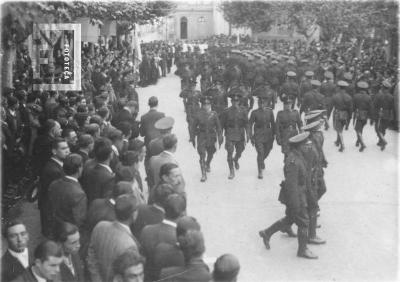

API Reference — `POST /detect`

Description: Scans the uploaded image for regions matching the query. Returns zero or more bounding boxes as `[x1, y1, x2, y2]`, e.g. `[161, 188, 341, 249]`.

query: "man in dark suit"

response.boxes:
[54, 222, 85, 282]
[11, 240, 64, 282]
[132, 183, 174, 237]
[159, 230, 211, 282]
[140, 194, 186, 281]
[87, 195, 140, 282]
[81, 138, 115, 204]
[49, 154, 87, 229]
[76, 134, 94, 165]
[40, 137, 70, 238]
[149, 134, 179, 187]
[1, 220, 31, 281]
[111, 100, 137, 128]
[139, 96, 165, 147]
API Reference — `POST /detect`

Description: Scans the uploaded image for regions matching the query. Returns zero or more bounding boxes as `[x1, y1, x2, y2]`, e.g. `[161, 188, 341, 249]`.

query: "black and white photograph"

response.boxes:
[0, 0, 399, 281]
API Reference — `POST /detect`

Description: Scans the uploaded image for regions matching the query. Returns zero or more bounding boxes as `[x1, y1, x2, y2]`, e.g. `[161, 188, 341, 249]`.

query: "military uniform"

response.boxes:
[280, 72, 299, 108]
[332, 81, 353, 151]
[300, 88, 325, 115]
[373, 81, 394, 150]
[191, 99, 223, 182]
[276, 101, 302, 156]
[180, 82, 202, 139]
[259, 132, 318, 259]
[220, 95, 249, 179]
[320, 72, 336, 122]
[353, 81, 373, 151]
[249, 100, 275, 179]
[299, 76, 313, 108]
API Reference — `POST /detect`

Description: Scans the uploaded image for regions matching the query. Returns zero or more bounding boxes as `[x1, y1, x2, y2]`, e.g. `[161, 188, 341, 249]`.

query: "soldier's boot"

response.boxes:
[233, 156, 240, 170]
[334, 135, 340, 147]
[338, 134, 345, 152]
[324, 118, 329, 130]
[258, 168, 263, 179]
[200, 160, 207, 182]
[308, 215, 326, 245]
[258, 219, 286, 250]
[380, 138, 387, 151]
[359, 136, 366, 152]
[297, 228, 318, 259]
[281, 225, 297, 237]
[205, 155, 213, 172]
[228, 161, 235, 180]
[355, 139, 360, 147]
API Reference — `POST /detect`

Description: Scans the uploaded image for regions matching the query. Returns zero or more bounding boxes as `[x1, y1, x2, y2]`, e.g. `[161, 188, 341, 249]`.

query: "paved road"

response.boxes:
[7, 69, 398, 281]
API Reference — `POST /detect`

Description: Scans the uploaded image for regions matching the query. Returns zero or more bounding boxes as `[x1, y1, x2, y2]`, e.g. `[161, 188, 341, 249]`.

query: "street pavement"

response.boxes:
[6, 68, 399, 281]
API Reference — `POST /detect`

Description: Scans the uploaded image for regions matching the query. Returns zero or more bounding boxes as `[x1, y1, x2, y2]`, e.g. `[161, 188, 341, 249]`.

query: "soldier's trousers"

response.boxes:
[354, 119, 367, 133]
[375, 119, 390, 136]
[197, 142, 216, 163]
[275, 207, 310, 230]
[225, 140, 245, 164]
[255, 141, 273, 169]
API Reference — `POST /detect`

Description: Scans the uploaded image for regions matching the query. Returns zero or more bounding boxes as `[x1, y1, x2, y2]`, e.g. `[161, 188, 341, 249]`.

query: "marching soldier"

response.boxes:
[180, 80, 202, 140]
[320, 71, 336, 129]
[301, 120, 327, 244]
[280, 71, 299, 109]
[300, 80, 325, 115]
[332, 81, 353, 152]
[191, 96, 223, 182]
[220, 93, 250, 180]
[373, 80, 394, 151]
[200, 61, 213, 93]
[298, 71, 314, 108]
[249, 96, 275, 179]
[252, 83, 276, 110]
[259, 132, 318, 259]
[276, 95, 302, 159]
[209, 80, 228, 117]
[352, 81, 373, 152]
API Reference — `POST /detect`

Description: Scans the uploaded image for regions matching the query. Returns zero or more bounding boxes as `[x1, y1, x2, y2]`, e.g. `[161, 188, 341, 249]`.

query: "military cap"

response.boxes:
[289, 132, 310, 144]
[337, 80, 349, 87]
[281, 55, 289, 60]
[356, 81, 369, 89]
[304, 110, 325, 121]
[382, 80, 392, 88]
[271, 60, 278, 64]
[155, 116, 175, 130]
[305, 71, 314, 77]
[287, 71, 296, 77]
[311, 80, 321, 86]
[302, 120, 322, 131]
[281, 93, 293, 104]
[324, 71, 334, 79]
[343, 72, 353, 80]
[300, 59, 308, 63]
[287, 60, 295, 65]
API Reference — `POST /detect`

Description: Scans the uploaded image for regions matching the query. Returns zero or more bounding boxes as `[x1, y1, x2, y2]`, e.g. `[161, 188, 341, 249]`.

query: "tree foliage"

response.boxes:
[220, 1, 398, 42]
[1, 1, 176, 49]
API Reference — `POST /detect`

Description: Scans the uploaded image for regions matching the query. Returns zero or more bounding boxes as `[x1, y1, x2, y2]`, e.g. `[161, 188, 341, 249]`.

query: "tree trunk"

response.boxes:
[1, 46, 16, 89]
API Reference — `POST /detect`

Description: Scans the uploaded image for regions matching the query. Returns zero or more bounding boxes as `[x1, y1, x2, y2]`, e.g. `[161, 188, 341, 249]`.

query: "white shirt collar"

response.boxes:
[123, 107, 132, 114]
[153, 204, 165, 213]
[111, 145, 119, 156]
[99, 163, 113, 174]
[162, 219, 177, 228]
[116, 221, 132, 236]
[32, 267, 47, 282]
[109, 198, 116, 205]
[65, 176, 78, 182]
[162, 150, 174, 157]
[8, 248, 29, 268]
[51, 157, 63, 167]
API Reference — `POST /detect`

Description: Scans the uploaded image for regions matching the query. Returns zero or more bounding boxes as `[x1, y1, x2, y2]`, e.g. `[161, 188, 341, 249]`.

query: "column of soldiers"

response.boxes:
[174, 43, 396, 260]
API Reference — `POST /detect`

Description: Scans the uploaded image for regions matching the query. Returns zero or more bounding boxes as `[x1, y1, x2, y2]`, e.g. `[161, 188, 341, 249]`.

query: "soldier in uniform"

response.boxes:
[220, 93, 250, 180]
[301, 120, 327, 244]
[209, 80, 228, 117]
[280, 71, 299, 109]
[200, 61, 213, 93]
[320, 71, 336, 130]
[180, 80, 202, 140]
[252, 83, 276, 110]
[298, 71, 314, 108]
[332, 80, 353, 152]
[373, 80, 394, 151]
[352, 81, 373, 152]
[191, 96, 223, 182]
[300, 80, 325, 115]
[276, 95, 302, 159]
[259, 132, 318, 259]
[249, 95, 275, 179]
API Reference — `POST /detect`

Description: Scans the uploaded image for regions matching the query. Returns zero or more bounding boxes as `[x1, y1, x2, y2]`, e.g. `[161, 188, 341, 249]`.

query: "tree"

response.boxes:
[1, 1, 176, 88]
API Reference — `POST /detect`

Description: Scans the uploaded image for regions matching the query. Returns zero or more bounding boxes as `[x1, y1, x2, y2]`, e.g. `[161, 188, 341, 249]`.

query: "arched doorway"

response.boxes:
[180, 17, 188, 39]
